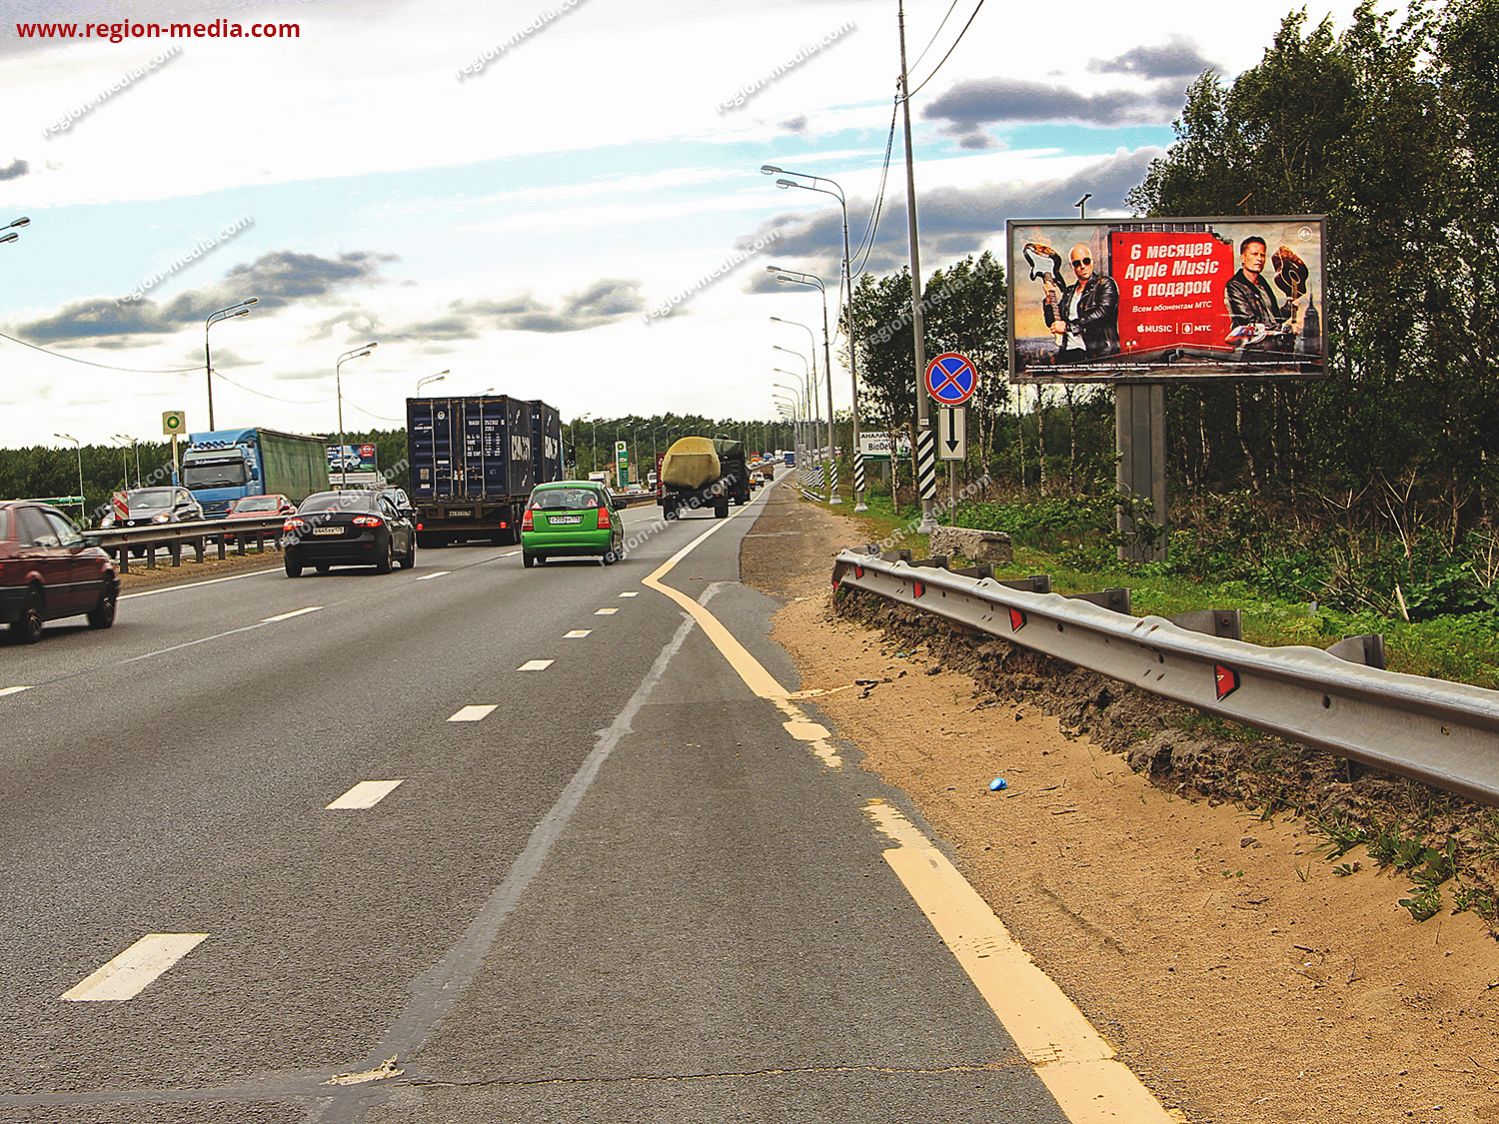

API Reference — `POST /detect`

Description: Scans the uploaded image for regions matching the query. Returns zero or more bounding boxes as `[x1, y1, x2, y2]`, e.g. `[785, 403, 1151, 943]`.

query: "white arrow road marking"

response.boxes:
[261, 606, 322, 623]
[563, 630, 591, 639]
[62, 934, 209, 1002]
[518, 659, 554, 671]
[448, 705, 497, 722]
[415, 571, 450, 581]
[327, 780, 404, 810]
[0, 686, 33, 698]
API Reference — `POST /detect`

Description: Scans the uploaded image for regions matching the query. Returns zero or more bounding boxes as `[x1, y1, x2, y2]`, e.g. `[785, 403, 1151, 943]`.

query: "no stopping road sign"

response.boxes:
[924, 353, 977, 406]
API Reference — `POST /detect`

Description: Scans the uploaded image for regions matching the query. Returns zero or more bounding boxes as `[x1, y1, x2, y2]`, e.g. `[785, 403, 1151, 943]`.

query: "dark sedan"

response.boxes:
[281, 490, 416, 577]
[0, 501, 119, 643]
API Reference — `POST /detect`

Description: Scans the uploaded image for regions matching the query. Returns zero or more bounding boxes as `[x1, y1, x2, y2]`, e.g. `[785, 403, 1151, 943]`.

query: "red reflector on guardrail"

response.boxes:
[855, 565, 864, 579]
[913, 580, 925, 598]
[1214, 664, 1240, 699]
[1008, 608, 1025, 632]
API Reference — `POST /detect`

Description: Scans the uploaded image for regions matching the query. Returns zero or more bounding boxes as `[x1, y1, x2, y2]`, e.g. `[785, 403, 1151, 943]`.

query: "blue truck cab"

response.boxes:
[182, 428, 330, 518]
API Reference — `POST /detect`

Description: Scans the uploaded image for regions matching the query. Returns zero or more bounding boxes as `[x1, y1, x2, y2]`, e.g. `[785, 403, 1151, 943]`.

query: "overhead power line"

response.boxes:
[905, 0, 985, 101]
[0, 328, 202, 374]
[907, 0, 961, 76]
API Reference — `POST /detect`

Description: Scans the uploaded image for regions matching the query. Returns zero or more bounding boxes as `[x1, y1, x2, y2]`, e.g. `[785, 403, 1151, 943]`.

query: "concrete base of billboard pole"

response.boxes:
[1115, 382, 1168, 563]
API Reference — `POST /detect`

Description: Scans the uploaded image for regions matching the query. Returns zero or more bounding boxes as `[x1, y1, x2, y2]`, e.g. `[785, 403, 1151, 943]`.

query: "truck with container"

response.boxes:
[180, 428, 330, 518]
[528, 401, 563, 489]
[656, 436, 750, 520]
[407, 395, 563, 547]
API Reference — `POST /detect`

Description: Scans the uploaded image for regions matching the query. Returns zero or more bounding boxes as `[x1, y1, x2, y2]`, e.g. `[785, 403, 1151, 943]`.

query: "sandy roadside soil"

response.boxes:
[115, 545, 284, 593]
[741, 484, 1499, 1124]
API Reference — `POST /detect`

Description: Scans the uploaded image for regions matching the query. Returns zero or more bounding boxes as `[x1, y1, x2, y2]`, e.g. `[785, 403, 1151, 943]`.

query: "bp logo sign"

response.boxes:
[162, 410, 186, 437]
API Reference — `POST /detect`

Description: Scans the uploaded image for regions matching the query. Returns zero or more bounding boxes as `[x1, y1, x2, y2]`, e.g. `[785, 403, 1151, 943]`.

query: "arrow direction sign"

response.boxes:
[938, 407, 966, 461]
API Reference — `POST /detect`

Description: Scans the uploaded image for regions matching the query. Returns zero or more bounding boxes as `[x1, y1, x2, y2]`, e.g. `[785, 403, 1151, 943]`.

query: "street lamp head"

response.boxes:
[8, 216, 30, 229]
[775, 179, 796, 190]
[362, 341, 379, 350]
[760, 164, 781, 176]
[54, 432, 77, 443]
[240, 296, 259, 307]
[232, 307, 250, 318]
[0, 232, 16, 245]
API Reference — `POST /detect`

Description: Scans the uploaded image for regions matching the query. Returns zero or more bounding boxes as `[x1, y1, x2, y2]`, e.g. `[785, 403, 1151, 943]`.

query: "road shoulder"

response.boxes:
[742, 487, 1499, 1124]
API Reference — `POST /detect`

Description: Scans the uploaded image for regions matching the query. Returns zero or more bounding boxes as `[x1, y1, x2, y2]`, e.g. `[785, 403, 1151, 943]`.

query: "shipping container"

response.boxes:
[527, 401, 563, 486]
[406, 395, 536, 546]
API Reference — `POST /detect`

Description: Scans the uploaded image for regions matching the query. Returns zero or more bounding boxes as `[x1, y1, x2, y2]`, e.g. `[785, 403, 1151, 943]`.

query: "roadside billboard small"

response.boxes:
[326, 443, 378, 474]
[1007, 217, 1326, 382]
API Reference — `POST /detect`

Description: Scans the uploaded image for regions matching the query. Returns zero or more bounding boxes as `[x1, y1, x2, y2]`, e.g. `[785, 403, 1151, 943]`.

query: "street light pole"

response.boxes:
[54, 433, 84, 516]
[205, 297, 258, 431]
[762, 167, 866, 509]
[768, 267, 839, 502]
[114, 434, 142, 487]
[335, 342, 378, 487]
[415, 369, 449, 394]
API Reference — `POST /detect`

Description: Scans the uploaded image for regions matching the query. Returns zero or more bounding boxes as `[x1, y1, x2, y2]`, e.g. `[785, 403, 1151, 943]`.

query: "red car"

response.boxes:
[224, 494, 297, 541]
[0, 500, 119, 643]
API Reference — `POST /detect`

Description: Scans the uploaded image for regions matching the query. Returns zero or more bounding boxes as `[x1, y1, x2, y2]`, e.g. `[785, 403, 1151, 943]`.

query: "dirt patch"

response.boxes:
[116, 546, 283, 593]
[742, 485, 1499, 1124]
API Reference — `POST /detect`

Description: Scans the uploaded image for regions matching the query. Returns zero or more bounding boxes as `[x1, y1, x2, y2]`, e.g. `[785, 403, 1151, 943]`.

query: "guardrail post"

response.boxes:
[1327, 634, 1387, 670]
[995, 575, 1051, 594]
[1171, 609, 1243, 641]
[116, 546, 130, 575]
[1063, 588, 1131, 614]
[147, 547, 157, 570]
[218, 536, 228, 560]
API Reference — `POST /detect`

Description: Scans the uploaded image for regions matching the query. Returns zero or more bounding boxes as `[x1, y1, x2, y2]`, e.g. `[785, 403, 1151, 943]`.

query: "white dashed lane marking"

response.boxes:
[448, 705, 497, 722]
[61, 934, 209, 1002]
[0, 686, 33, 698]
[518, 660, 554, 672]
[594, 608, 618, 616]
[618, 592, 638, 598]
[326, 780, 404, 810]
[564, 630, 591, 639]
[261, 606, 322, 623]
[415, 571, 450, 581]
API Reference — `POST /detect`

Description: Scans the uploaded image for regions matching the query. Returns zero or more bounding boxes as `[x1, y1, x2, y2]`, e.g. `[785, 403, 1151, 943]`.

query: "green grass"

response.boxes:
[814, 487, 1499, 690]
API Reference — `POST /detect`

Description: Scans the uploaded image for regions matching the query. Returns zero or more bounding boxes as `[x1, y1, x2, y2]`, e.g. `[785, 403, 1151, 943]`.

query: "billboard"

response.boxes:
[326, 443, 378, 473]
[1008, 217, 1326, 382]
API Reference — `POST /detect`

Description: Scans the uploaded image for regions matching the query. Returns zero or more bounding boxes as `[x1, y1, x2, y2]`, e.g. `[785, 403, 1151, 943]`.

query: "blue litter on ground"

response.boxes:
[989, 777, 1008, 791]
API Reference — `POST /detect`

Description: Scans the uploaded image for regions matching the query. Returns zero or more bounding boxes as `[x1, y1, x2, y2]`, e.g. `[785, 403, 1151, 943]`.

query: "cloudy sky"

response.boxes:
[0, 0, 1364, 446]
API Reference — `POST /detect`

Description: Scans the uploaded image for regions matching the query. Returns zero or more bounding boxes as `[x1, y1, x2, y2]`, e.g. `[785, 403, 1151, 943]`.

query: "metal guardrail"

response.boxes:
[833, 549, 1499, 806]
[85, 515, 287, 573]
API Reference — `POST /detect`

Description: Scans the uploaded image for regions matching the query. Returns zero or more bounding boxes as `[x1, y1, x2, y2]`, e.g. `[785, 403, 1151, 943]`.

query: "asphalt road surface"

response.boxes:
[0, 483, 1073, 1122]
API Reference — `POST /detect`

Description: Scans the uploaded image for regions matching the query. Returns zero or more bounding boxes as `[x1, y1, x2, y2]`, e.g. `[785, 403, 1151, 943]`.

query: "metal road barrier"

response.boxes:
[833, 549, 1499, 806]
[85, 515, 288, 573]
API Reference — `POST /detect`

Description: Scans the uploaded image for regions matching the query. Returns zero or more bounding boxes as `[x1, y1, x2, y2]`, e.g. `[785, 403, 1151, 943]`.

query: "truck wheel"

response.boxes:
[663, 501, 678, 521]
[714, 498, 729, 519]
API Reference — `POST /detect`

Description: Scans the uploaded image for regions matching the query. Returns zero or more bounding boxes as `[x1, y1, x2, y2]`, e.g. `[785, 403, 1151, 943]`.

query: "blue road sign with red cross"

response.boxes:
[924, 352, 977, 405]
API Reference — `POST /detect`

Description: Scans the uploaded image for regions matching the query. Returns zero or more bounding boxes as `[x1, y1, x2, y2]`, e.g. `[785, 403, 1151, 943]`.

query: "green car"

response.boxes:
[520, 481, 625, 568]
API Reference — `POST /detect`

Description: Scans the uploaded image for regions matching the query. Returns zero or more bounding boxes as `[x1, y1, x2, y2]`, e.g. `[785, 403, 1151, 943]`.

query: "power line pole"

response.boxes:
[899, 0, 936, 533]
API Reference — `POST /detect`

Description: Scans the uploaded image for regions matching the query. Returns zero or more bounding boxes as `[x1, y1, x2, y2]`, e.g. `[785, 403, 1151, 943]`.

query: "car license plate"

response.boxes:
[313, 526, 343, 536]
[549, 515, 582, 525]
[449, 509, 473, 517]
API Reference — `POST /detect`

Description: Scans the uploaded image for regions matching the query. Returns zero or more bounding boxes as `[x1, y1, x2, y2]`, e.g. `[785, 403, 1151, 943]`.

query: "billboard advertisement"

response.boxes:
[326, 443, 378, 474]
[1008, 217, 1326, 381]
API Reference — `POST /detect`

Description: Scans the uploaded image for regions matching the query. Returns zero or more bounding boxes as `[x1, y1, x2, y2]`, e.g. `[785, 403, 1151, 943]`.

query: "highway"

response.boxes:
[0, 484, 1073, 1122]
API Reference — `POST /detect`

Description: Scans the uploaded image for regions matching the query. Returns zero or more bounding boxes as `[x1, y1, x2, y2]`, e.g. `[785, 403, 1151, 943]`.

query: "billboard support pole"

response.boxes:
[1115, 383, 1168, 562]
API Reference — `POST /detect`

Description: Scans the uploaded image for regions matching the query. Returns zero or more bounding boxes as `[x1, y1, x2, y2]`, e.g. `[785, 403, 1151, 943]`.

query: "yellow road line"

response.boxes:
[865, 800, 1181, 1123]
[645, 487, 1173, 1120]
[640, 495, 787, 701]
